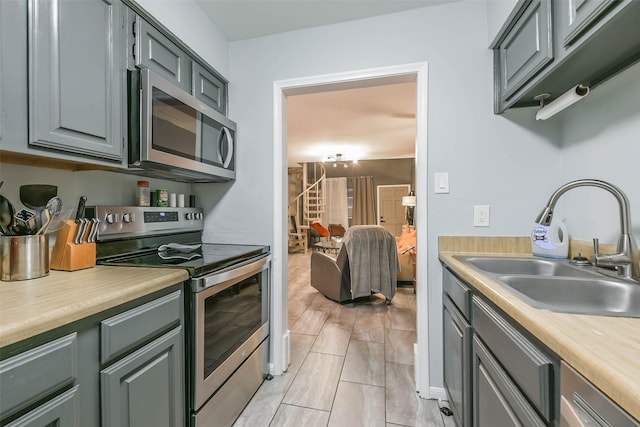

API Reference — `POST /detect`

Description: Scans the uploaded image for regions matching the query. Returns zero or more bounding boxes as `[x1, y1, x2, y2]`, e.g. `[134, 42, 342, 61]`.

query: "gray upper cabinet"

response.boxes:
[193, 62, 227, 114]
[497, 0, 553, 101]
[559, 0, 617, 47]
[493, 0, 640, 113]
[134, 16, 192, 92]
[28, 0, 124, 161]
[0, 0, 29, 153]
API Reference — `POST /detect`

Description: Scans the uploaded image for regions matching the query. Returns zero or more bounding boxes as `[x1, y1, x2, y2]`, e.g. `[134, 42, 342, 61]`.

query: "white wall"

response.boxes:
[557, 61, 640, 245]
[222, 0, 562, 389]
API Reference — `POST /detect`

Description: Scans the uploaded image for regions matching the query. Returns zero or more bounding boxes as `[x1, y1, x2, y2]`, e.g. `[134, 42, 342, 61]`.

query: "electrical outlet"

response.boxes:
[474, 205, 490, 227]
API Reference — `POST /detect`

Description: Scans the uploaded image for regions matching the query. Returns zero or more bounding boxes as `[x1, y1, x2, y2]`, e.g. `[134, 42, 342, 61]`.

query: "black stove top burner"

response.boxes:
[96, 232, 269, 278]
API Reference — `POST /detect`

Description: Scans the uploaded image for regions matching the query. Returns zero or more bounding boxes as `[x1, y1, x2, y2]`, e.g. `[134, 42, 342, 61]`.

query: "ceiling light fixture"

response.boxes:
[534, 84, 590, 120]
[323, 153, 353, 168]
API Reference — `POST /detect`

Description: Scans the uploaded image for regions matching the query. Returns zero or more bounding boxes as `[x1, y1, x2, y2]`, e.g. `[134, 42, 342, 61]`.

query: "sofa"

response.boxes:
[310, 225, 399, 303]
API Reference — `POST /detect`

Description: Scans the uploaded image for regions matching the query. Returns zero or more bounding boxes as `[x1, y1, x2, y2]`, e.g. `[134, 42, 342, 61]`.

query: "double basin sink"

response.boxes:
[455, 256, 640, 317]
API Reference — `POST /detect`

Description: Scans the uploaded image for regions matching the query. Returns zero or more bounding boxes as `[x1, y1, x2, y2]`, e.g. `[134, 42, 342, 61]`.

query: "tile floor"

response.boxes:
[233, 252, 457, 427]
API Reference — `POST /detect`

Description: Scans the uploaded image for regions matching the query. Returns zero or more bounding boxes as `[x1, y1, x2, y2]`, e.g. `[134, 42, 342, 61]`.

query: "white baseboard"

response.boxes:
[428, 387, 448, 401]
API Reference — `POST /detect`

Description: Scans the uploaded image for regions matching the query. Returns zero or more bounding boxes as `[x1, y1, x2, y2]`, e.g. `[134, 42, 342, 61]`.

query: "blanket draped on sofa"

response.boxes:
[343, 225, 399, 300]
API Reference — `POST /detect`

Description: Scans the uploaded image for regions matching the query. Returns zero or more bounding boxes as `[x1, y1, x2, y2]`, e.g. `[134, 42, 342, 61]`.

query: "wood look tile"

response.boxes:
[328, 381, 385, 427]
[312, 322, 352, 356]
[232, 373, 295, 427]
[288, 333, 316, 374]
[282, 352, 344, 411]
[269, 404, 330, 427]
[290, 309, 329, 335]
[385, 362, 419, 426]
[340, 340, 385, 387]
[352, 311, 385, 343]
[385, 329, 416, 365]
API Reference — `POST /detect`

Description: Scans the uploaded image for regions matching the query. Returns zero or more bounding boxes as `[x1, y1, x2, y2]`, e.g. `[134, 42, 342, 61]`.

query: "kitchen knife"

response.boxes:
[75, 196, 87, 221]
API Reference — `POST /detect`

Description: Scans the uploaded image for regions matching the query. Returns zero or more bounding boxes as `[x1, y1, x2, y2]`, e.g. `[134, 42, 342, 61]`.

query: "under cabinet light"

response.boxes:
[535, 85, 590, 120]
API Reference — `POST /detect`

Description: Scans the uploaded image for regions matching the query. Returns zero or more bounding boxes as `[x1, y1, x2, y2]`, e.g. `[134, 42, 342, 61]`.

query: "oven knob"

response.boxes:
[196, 212, 203, 220]
[105, 213, 119, 224]
[185, 212, 194, 220]
[122, 213, 134, 223]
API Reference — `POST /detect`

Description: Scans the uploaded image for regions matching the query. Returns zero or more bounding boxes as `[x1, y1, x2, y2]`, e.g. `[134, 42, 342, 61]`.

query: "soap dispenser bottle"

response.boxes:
[531, 220, 569, 258]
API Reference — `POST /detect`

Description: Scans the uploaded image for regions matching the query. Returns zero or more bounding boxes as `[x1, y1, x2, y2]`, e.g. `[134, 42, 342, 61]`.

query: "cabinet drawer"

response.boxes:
[0, 334, 77, 419]
[5, 385, 80, 427]
[101, 290, 182, 364]
[473, 336, 546, 427]
[472, 296, 554, 422]
[443, 267, 471, 319]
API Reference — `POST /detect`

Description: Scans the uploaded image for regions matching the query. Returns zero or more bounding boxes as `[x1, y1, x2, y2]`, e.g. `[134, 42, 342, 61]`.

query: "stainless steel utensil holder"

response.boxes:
[0, 235, 50, 281]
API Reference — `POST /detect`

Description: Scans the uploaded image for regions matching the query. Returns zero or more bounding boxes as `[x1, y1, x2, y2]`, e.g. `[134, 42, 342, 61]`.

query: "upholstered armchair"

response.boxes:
[310, 225, 399, 303]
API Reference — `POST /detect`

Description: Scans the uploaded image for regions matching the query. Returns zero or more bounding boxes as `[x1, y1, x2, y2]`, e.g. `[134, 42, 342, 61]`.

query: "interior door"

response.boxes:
[377, 184, 410, 236]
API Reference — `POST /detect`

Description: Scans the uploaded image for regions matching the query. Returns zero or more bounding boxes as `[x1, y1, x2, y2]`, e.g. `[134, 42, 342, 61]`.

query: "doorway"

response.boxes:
[273, 62, 430, 397]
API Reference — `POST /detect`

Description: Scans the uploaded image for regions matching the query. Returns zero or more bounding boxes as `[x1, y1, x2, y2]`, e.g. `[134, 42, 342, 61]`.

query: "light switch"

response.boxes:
[434, 172, 449, 194]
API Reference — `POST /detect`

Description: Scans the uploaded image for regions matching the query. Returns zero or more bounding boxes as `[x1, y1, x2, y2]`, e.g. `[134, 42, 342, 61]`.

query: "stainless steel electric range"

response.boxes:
[92, 206, 270, 427]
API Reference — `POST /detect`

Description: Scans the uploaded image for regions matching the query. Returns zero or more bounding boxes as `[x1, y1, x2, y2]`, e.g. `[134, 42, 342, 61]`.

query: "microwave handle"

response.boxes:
[218, 126, 233, 168]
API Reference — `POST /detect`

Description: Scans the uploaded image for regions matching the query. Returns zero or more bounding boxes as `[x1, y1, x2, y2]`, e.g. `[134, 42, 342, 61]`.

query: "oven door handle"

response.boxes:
[193, 254, 271, 293]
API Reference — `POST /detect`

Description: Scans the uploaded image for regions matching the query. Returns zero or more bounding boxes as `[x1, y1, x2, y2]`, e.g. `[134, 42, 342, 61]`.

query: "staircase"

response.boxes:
[288, 163, 326, 252]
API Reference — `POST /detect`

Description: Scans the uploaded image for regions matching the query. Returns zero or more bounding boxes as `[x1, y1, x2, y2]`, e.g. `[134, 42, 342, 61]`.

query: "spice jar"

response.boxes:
[137, 181, 150, 206]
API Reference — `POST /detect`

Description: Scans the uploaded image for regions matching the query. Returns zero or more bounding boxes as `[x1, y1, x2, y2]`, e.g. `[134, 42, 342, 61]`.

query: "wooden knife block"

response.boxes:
[50, 220, 96, 271]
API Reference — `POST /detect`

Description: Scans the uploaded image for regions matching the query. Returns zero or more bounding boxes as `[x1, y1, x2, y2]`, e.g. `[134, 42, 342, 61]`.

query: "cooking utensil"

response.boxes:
[37, 197, 63, 235]
[19, 184, 58, 230]
[75, 218, 90, 244]
[0, 192, 16, 235]
[14, 209, 37, 234]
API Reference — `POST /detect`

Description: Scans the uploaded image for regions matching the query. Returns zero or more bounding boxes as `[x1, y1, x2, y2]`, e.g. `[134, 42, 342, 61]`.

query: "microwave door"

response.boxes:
[137, 69, 236, 181]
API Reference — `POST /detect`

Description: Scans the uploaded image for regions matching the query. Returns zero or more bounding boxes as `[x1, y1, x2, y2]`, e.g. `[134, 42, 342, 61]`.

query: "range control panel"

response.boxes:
[85, 206, 204, 240]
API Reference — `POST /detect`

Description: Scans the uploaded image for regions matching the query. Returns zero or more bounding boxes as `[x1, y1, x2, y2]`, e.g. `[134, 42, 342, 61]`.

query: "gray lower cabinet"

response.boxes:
[472, 337, 546, 427]
[101, 327, 184, 427]
[442, 268, 472, 427]
[4, 385, 80, 427]
[442, 264, 559, 426]
[0, 286, 184, 426]
[28, 0, 124, 161]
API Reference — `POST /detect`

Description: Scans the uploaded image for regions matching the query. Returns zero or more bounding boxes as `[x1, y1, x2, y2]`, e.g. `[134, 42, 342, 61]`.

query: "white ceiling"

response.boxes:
[287, 81, 417, 166]
[196, 0, 457, 42]
[194, 0, 438, 166]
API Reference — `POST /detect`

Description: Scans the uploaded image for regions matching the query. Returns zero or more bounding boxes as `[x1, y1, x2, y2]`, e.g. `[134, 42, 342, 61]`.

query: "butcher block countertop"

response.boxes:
[439, 237, 640, 421]
[0, 266, 188, 348]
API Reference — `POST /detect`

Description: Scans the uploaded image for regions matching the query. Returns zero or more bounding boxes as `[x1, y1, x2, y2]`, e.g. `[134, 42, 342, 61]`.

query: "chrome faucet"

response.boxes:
[535, 179, 639, 282]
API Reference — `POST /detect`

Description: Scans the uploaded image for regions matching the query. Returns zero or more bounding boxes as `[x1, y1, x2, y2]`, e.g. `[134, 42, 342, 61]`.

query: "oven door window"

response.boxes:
[202, 272, 267, 378]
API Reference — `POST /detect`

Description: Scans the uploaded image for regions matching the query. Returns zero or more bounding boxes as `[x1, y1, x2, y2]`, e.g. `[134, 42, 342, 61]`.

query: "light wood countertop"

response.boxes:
[0, 266, 189, 348]
[439, 250, 640, 421]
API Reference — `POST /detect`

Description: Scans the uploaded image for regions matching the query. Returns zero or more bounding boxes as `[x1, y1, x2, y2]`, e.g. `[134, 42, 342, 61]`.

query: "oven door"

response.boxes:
[192, 255, 270, 411]
[129, 68, 236, 182]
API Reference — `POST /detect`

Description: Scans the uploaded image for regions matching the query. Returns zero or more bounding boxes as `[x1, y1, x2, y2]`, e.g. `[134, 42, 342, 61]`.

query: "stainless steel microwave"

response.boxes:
[127, 68, 236, 182]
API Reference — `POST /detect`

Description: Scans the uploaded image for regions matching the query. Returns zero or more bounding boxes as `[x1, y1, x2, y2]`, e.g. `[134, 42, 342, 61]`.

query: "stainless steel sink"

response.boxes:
[454, 256, 640, 317]
[460, 256, 599, 278]
[496, 275, 640, 317]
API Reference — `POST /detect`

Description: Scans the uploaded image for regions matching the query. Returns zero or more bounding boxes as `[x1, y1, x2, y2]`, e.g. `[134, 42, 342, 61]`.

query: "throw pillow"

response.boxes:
[311, 222, 330, 237]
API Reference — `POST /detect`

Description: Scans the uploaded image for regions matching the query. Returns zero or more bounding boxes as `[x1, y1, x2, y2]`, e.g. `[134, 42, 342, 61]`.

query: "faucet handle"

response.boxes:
[593, 238, 600, 256]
